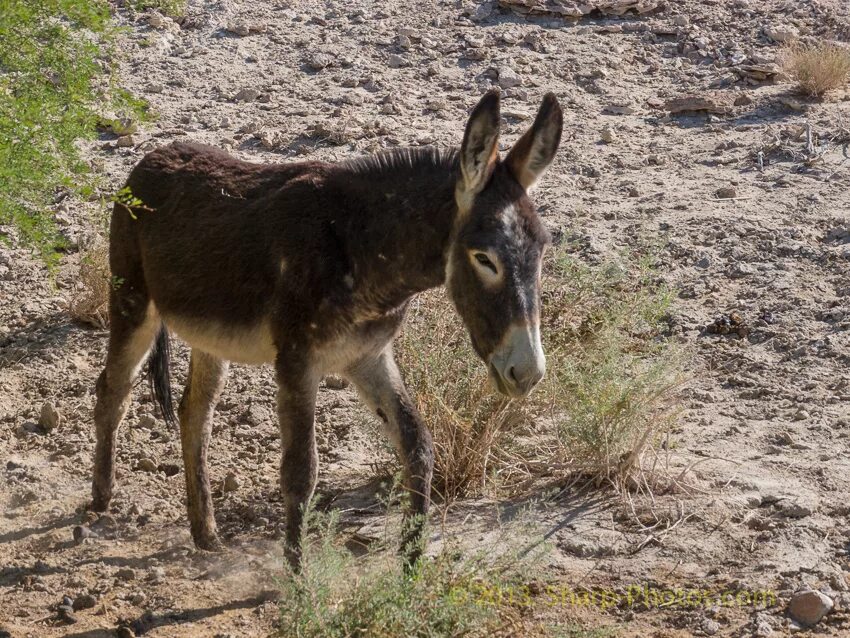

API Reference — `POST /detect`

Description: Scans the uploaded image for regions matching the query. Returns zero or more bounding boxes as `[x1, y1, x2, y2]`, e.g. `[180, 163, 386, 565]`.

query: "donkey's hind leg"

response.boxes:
[91, 297, 159, 511]
[178, 349, 229, 550]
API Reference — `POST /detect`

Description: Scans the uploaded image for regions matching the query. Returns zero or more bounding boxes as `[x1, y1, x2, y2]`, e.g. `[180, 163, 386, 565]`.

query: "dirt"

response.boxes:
[2, 0, 850, 636]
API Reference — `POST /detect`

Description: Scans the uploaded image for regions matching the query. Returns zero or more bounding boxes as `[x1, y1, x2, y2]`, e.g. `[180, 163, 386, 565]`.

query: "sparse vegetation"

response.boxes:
[68, 242, 110, 328]
[130, 0, 187, 18]
[278, 506, 553, 638]
[782, 41, 850, 97]
[397, 244, 682, 499]
[0, 0, 146, 265]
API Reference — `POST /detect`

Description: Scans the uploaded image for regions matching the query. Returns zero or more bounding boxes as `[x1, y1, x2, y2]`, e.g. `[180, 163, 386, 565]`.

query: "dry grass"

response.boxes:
[782, 41, 850, 97]
[68, 242, 110, 328]
[397, 245, 683, 500]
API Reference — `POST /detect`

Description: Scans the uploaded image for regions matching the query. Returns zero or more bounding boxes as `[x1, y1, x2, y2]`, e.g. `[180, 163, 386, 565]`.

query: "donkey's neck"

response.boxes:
[332, 147, 460, 314]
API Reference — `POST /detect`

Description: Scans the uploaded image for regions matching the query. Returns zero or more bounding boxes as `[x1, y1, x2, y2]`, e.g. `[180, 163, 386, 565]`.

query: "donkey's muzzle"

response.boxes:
[489, 323, 545, 399]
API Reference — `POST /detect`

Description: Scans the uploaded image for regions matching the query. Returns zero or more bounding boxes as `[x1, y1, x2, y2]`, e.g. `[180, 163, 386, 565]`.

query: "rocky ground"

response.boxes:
[2, 0, 850, 636]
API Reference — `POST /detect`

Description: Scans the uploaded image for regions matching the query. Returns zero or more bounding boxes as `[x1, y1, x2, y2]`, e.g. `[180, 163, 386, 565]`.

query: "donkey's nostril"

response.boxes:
[508, 366, 518, 384]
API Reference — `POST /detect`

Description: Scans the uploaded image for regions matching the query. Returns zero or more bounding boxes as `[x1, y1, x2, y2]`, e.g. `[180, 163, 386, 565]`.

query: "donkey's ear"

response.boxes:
[505, 92, 563, 190]
[459, 90, 501, 197]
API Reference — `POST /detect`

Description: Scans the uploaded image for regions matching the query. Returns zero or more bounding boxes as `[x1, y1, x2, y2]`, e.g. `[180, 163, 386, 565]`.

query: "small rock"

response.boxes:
[793, 409, 810, 421]
[39, 402, 60, 431]
[716, 186, 737, 199]
[702, 618, 720, 635]
[672, 15, 689, 27]
[223, 472, 240, 493]
[789, 590, 833, 626]
[324, 375, 349, 390]
[600, 125, 616, 143]
[73, 594, 97, 611]
[387, 54, 406, 68]
[233, 88, 260, 103]
[146, 11, 165, 29]
[116, 568, 136, 581]
[764, 24, 798, 43]
[116, 627, 134, 638]
[72, 525, 92, 544]
[665, 94, 733, 115]
[148, 566, 166, 584]
[145, 83, 165, 94]
[497, 66, 522, 89]
[116, 135, 136, 148]
[130, 591, 147, 606]
[135, 458, 157, 473]
[306, 53, 332, 70]
[226, 23, 250, 37]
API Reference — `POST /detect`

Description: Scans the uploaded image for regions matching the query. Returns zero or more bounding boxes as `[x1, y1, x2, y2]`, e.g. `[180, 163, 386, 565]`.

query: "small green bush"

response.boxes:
[0, 0, 147, 265]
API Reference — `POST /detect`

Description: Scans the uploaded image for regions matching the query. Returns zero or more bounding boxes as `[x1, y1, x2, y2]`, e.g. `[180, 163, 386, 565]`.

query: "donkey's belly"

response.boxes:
[161, 312, 277, 365]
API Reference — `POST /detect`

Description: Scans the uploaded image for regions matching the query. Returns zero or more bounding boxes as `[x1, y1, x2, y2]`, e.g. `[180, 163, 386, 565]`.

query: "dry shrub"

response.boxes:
[397, 292, 530, 500]
[396, 246, 683, 500]
[68, 241, 110, 328]
[782, 41, 850, 97]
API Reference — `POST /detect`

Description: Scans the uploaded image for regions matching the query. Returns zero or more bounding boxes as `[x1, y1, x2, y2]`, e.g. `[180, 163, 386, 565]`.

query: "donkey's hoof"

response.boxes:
[194, 534, 225, 552]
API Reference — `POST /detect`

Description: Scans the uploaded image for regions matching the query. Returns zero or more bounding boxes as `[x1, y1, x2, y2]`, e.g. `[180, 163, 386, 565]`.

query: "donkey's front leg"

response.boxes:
[276, 355, 320, 569]
[347, 346, 434, 567]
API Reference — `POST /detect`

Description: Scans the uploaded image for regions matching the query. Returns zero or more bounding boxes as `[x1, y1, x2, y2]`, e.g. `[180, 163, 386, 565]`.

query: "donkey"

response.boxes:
[89, 89, 563, 565]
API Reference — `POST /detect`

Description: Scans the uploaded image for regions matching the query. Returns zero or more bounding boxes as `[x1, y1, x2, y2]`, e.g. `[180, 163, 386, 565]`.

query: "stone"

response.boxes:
[116, 568, 136, 581]
[665, 94, 733, 115]
[672, 15, 689, 27]
[789, 590, 833, 626]
[764, 24, 798, 43]
[497, 66, 522, 89]
[116, 135, 136, 148]
[716, 186, 737, 199]
[600, 125, 616, 143]
[72, 525, 92, 544]
[223, 472, 240, 493]
[130, 591, 147, 606]
[226, 23, 250, 37]
[72, 594, 97, 611]
[135, 458, 157, 473]
[387, 54, 406, 68]
[39, 402, 60, 431]
[324, 375, 349, 390]
[702, 619, 720, 635]
[233, 88, 260, 102]
[306, 53, 332, 70]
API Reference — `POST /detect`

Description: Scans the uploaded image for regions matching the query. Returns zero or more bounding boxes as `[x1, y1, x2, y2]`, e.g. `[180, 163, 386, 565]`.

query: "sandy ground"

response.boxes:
[2, 0, 850, 636]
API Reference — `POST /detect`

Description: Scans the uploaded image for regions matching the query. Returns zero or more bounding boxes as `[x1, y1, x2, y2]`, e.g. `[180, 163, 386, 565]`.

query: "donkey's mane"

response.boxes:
[341, 145, 459, 177]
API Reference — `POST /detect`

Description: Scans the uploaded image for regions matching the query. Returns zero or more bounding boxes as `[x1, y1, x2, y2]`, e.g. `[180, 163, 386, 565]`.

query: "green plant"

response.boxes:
[278, 505, 551, 638]
[538, 247, 683, 484]
[130, 0, 187, 18]
[0, 0, 148, 266]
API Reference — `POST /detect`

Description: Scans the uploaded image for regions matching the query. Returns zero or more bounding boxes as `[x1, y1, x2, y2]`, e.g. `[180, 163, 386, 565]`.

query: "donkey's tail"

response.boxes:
[148, 324, 177, 428]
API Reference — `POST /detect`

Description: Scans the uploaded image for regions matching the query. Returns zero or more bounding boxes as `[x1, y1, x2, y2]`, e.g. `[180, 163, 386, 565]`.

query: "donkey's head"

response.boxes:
[446, 90, 563, 399]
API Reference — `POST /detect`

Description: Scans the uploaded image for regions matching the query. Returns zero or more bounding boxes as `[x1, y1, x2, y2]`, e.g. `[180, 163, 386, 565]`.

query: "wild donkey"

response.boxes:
[90, 90, 563, 565]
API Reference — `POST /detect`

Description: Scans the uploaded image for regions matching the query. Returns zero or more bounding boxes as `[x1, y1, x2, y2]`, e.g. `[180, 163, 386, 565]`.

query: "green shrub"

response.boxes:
[0, 0, 146, 265]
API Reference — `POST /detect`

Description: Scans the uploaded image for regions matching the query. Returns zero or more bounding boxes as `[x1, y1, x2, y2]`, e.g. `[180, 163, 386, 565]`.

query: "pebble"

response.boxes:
[39, 402, 60, 431]
[497, 66, 522, 89]
[223, 472, 240, 493]
[73, 594, 97, 611]
[789, 590, 833, 626]
[116, 135, 136, 148]
[116, 568, 137, 581]
[702, 618, 720, 635]
[387, 54, 406, 68]
[130, 591, 147, 606]
[116, 627, 134, 638]
[600, 125, 616, 143]
[136, 458, 157, 473]
[324, 375, 349, 390]
[233, 88, 261, 102]
[716, 186, 737, 199]
[72, 525, 92, 544]
[148, 566, 166, 583]
[306, 53, 331, 70]
[227, 23, 250, 37]
[57, 604, 77, 624]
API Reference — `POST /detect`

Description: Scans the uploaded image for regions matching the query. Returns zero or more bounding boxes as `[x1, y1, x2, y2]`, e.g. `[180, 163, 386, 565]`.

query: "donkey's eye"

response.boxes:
[473, 252, 498, 274]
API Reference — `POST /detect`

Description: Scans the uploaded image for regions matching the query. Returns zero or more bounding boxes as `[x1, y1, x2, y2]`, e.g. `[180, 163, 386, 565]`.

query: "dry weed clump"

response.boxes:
[68, 242, 111, 328]
[396, 245, 683, 500]
[782, 42, 850, 97]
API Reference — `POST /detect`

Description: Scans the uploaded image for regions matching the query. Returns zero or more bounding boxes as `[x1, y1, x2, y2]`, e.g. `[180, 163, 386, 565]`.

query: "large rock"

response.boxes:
[788, 590, 833, 626]
[664, 93, 733, 115]
[498, 0, 662, 18]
